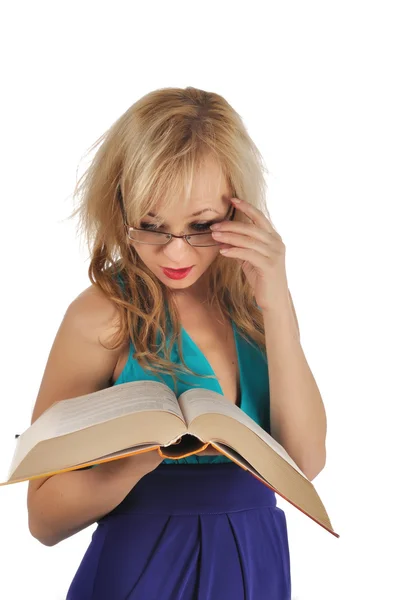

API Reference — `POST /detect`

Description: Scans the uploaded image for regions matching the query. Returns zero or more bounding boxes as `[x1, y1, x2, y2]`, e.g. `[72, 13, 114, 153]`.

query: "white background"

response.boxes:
[1, 1, 397, 598]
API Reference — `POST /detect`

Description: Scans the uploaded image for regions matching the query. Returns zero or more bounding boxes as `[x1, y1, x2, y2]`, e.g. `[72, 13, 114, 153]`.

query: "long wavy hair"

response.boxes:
[68, 86, 272, 391]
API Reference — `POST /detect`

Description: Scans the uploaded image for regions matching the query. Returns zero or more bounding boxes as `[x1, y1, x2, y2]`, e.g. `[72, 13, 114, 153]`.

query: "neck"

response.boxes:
[172, 288, 209, 306]
[171, 270, 212, 306]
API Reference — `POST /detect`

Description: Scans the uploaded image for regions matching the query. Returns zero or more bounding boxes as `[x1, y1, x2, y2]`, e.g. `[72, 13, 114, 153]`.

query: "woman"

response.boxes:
[27, 86, 327, 599]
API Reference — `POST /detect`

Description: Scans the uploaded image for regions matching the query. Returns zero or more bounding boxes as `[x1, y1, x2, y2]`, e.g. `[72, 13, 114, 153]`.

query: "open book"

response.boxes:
[1, 380, 338, 538]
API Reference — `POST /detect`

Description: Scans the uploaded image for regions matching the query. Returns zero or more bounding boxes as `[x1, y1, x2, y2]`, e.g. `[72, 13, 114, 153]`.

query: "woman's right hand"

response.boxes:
[94, 449, 164, 482]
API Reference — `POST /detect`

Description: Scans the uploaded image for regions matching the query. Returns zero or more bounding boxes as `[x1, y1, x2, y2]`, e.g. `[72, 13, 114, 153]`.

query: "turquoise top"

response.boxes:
[113, 307, 270, 464]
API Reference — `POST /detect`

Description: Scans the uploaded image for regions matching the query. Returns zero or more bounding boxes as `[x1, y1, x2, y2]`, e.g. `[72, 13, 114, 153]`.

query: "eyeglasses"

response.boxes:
[116, 186, 236, 247]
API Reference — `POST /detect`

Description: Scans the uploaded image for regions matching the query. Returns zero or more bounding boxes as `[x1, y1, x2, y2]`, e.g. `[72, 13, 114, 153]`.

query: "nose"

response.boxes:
[161, 236, 193, 265]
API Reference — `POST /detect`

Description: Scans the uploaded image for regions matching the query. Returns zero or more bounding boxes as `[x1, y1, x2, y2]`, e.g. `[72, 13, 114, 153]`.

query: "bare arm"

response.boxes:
[29, 450, 162, 547]
[27, 285, 162, 547]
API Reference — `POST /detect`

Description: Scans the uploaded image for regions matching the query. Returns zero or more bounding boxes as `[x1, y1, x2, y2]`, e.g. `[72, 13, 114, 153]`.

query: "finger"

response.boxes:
[216, 242, 234, 251]
[219, 246, 272, 266]
[211, 222, 275, 244]
[212, 231, 274, 257]
[231, 198, 275, 234]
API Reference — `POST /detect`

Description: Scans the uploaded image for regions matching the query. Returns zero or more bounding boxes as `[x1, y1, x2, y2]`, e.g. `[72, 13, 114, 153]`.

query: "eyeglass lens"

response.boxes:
[127, 230, 219, 246]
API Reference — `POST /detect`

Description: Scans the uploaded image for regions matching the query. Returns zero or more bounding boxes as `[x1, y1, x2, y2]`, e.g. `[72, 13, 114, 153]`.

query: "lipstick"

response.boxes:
[161, 266, 193, 280]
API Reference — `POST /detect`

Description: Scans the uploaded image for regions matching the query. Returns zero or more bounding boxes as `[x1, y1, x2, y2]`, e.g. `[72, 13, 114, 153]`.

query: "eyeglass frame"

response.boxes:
[116, 185, 236, 247]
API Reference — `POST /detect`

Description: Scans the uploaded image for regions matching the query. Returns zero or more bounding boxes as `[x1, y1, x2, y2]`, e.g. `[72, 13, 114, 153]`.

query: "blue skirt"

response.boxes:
[66, 464, 291, 599]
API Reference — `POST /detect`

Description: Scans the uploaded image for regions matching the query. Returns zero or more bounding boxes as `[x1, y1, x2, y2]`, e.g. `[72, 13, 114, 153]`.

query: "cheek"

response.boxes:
[200, 248, 220, 265]
[131, 245, 154, 265]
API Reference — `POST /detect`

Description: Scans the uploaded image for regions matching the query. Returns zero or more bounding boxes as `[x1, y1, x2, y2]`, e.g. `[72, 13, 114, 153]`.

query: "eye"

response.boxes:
[139, 222, 160, 231]
[139, 220, 219, 233]
[191, 221, 216, 232]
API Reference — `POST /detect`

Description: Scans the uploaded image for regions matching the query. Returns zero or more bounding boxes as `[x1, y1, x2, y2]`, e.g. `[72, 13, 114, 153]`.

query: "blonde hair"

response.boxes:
[69, 86, 271, 391]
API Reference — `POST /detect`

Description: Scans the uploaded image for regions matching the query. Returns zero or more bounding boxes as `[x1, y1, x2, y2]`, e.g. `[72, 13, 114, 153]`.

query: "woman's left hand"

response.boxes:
[210, 197, 290, 311]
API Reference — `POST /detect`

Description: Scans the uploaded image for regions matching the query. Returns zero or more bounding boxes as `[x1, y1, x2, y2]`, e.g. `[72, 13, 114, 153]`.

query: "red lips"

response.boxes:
[161, 266, 193, 280]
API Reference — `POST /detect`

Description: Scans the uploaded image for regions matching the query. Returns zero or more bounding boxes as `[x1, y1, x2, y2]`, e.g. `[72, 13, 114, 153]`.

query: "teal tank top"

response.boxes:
[112, 282, 270, 464]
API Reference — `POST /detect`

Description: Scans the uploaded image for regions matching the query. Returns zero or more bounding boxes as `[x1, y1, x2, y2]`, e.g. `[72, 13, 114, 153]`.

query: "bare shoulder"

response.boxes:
[70, 283, 123, 346]
[29, 283, 126, 427]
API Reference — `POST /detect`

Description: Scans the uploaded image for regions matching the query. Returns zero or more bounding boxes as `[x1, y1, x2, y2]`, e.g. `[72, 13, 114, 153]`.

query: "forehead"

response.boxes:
[191, 156, 228, 197]
[149, 195, 230, 217]
[151, 160, 231, 216]
[148, 197, 231, 222]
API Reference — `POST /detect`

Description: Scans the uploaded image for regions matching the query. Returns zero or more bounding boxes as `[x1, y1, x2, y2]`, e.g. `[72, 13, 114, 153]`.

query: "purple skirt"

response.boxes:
[66, 464, 291, 599]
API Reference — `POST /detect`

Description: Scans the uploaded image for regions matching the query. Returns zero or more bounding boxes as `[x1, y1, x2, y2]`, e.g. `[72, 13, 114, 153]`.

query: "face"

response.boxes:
[130, 155, 233, 296]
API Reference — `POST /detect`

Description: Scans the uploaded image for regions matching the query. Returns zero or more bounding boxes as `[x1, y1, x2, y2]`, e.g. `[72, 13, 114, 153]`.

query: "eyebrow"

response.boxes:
[147, 207, 222, 218]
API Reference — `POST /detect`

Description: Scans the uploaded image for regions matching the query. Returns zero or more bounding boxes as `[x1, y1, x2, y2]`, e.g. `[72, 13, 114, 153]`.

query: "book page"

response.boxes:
[179, 388, 307, 478]
[75, 443, 161, 466]
[211, 442, 274, 485]
[14, 381, 183, 470]
[53, 381, 183, 437]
